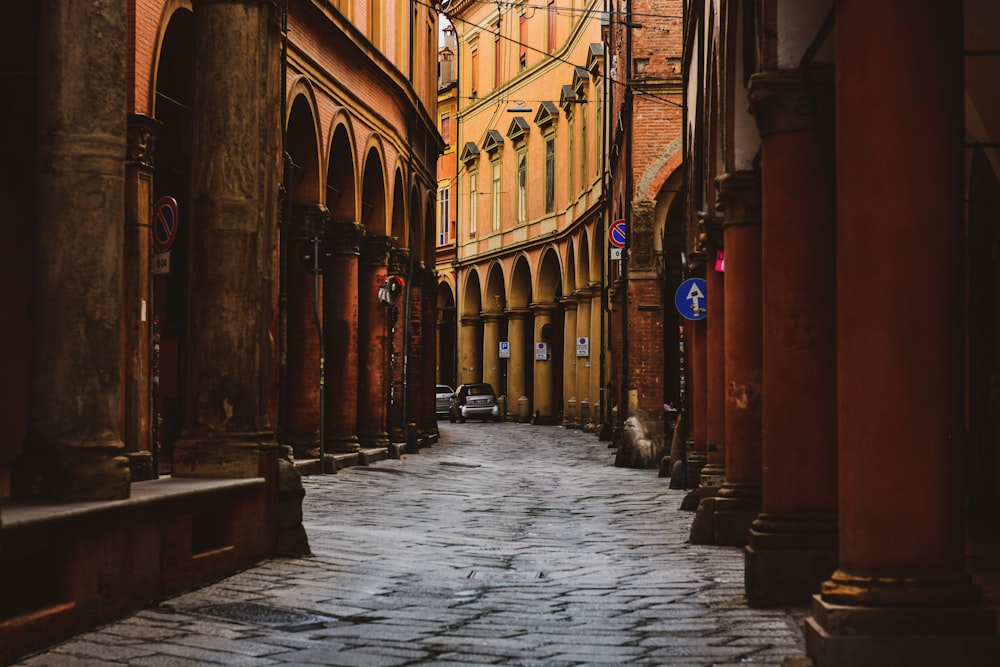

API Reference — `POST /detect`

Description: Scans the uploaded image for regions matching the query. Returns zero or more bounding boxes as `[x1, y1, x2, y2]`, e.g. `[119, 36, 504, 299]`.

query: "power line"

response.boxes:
[427, 0, 682, 109]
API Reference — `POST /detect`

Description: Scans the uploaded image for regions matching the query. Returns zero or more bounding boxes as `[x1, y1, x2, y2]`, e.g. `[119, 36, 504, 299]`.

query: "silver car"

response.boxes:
[449, 383, 500, 423]
[435, 384, 455, 417]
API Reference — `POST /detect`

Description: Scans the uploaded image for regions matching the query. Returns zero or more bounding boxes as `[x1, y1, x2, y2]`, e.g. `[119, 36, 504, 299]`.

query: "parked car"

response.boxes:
[449, 382, 500, 423]
[435, 384, 455, 417]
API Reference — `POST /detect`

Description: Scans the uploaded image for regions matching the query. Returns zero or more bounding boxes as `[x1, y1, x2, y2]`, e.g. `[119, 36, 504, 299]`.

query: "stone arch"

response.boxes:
[576, 227, 592, 288]
[391, 168, 406, 248]
[150, 3, 196, 460]
[484, 261, 507, 313]
[150, 0, 194, 115]
[437, 280, 457, 387]
[326, 115, 357, 221]
[536, 245, 563, 304]
[459, 268, 484, 384]
[285, 87, 321, 204]
[509, 253, 533, 309]
[360, 138, 388, 235]
[534, 247, 564, 423]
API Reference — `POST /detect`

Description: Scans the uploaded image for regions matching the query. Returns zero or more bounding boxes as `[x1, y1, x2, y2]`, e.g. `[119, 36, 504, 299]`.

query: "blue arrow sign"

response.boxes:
[675, 277, 707, 320]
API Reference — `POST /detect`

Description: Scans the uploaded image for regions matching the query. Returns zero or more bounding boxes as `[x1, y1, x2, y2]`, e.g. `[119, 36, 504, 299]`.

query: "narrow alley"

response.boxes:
[14, 424, 809, 666]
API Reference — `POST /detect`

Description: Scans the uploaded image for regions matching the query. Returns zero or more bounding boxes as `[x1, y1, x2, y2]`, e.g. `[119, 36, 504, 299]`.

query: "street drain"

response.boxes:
[192, 602, 333, 632]
[439, 461, 482, 468]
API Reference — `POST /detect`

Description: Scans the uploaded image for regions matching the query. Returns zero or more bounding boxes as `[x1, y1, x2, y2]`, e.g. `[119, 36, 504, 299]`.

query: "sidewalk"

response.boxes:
[12, 422, 809, 666]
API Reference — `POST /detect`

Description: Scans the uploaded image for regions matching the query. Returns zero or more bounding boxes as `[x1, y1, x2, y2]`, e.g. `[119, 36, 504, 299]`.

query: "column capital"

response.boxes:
[629, 199, 658, 270]
[715, 171, 761, 228]
[361, 234, 392, 267]
[126, 114, 162, 172]
[460, 314, 482, 326]
[559, 295, 579, 311]
[326, 218, 363, 256]
[389, 246, 410, 275]
[481, 310, 505, 322]
[506, 306, 531, 320]
[748, 66, 834, 136]
[290, 204, 328, 240]
[530, 302, 558, 316]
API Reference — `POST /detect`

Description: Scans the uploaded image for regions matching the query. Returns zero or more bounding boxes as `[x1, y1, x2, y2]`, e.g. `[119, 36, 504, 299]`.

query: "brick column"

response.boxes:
[357, 235, 392, 448]
[13, 0, 130, 500]
[806, 2, 1000, 664]
[561, 296, 579, 428]
[713, 171, 763, 546]
[532, 303, 557, 423]
[324, 219, 363, 453]
[173, 0, 283, 478]
[745, 67, 838, 607]
[124, 114, 161, 481]
[388, 248, 409, 442]
[406, 261, 425, 437]
[286, 205, 326, 458]
[701, 257, 726, 485]
[507, 308, 530, 421]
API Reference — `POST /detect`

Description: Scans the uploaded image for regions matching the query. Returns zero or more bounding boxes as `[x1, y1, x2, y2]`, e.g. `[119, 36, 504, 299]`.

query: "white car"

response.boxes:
[435, 384, 455, 417]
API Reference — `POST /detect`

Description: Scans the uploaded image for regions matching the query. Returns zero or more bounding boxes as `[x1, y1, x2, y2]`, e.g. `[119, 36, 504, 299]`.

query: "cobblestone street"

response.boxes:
[14, 423, 809, 666]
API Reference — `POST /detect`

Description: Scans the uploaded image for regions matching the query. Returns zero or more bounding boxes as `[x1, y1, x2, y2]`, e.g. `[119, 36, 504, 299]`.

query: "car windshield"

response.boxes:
[436, 385, 452, 393]
[466, 385, 493, 396]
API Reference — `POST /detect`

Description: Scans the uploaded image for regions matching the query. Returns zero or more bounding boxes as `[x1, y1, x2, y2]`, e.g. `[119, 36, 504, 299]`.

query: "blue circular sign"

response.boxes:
[675, 278, 707, 320]
[609, 220, 627, 248]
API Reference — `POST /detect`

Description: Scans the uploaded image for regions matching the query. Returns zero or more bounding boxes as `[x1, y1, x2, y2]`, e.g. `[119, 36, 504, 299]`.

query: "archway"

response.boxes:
[535, 247, 564, 423]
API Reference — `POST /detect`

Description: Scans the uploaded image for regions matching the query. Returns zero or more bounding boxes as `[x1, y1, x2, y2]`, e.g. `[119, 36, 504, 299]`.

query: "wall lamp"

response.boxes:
[507, 102, 532, 113]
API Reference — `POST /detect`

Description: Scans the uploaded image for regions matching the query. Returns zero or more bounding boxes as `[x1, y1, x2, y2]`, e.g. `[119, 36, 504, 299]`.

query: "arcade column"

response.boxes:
[714, 171, 763, 547]
[507, 308, 530, 421]
[561, 295, 579, 428]
[531, 302, 558, 424]
[805, 2, 1000, 664]
[323, 219, 363, 453]
[574, 288, 593, 427]
[482, 310, 504, 396]
[357, 235, 392, 448]
[285, 205, 326, 458]
[14, 0, 131, 500]
[387, 247, 409, 442]
[459, 313, 482, 386]
[745, 67, 838, 608]
[588, 281, 604, 431]
[173, 0, 283, 477]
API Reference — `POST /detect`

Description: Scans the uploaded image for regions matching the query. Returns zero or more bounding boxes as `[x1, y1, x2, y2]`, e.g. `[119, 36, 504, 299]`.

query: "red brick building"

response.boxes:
[0, 1, 440, 661]
[605, 0, 685, 467]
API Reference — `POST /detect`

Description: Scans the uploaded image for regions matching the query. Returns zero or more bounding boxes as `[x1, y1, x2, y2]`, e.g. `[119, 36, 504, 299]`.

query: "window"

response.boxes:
[547, 0, 556, 54]
[441, 114, 451, 146]
[438, 186, 450, 245]
[491, 158, 502, 232]
[545, 136, 555, 213]
[519, 11, 527, 71]
[469, 171, 478, 238]
[567, 116, 575, 199]
[470, 42, 479, 98]
[516, 147, 527, 225]
[494, 32, 501, 89]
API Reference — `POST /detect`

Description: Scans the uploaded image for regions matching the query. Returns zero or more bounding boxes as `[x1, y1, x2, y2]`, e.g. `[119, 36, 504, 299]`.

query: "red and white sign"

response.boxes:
[609, 219, 627, 248]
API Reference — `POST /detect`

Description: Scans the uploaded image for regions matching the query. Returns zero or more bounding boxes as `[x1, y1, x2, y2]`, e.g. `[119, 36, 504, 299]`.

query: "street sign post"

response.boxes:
[675, 277, 708, 320]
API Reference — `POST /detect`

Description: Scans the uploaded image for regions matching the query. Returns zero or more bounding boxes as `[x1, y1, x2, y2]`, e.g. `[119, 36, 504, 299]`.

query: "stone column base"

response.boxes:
[173, 436, 278, 478]
[12, 440, 131, 501]
[744, 514, 837, 608]
[326, 436, 361, 454]
[358, 430, 391, 449]
[713, 495, 759, 547]
[126, 451, 155, 482]
[805, 595, 1000, 667]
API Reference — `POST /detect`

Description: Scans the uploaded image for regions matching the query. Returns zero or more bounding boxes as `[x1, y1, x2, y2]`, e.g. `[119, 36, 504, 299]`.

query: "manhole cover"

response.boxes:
[193, 602, 332, 632]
